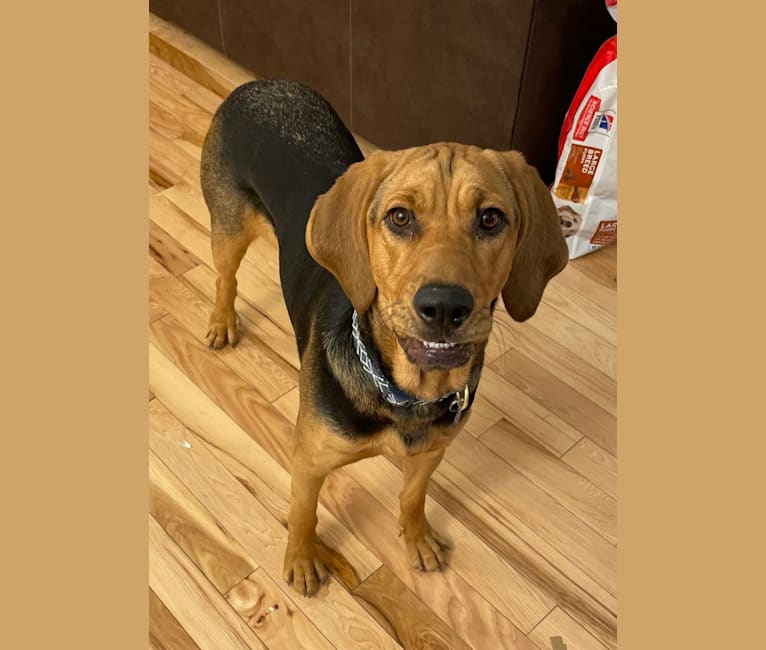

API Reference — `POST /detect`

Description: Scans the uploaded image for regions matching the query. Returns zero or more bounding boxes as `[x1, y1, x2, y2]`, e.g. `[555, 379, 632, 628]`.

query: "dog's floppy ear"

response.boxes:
[496, 151, 569, 322]
[306, 150, 394, 313]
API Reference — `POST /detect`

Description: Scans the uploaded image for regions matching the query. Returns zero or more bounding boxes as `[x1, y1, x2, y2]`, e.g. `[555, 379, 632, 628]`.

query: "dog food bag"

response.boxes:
[552, 0, 617, 259]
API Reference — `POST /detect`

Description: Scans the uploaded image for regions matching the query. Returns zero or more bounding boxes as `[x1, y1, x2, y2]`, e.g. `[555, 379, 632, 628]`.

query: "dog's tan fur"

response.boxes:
[205, 141, 567, 596]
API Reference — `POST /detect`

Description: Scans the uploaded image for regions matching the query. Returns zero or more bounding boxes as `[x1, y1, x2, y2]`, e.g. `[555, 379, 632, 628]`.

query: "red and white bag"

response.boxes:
[552, 0, 617, 259]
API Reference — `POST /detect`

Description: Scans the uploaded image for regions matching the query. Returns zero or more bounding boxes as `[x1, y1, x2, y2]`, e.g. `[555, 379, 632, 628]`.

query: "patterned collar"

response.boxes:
[350, 310, 470, 424]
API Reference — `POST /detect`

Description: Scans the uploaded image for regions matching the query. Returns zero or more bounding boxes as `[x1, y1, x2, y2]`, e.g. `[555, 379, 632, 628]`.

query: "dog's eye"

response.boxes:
[479, 208, 504, 231]
[386, 207, 413, 229]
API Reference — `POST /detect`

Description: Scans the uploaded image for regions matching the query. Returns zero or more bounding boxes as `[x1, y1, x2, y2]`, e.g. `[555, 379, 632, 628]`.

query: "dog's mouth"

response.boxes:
[397, 336, 475, 370]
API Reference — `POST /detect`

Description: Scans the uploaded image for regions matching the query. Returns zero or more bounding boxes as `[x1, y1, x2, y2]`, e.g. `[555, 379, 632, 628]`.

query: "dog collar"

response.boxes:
[351, 310, 470, 423]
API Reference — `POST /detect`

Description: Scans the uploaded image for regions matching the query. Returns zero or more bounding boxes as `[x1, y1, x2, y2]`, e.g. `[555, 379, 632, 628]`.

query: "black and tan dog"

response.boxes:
[200, 79, 567, 597]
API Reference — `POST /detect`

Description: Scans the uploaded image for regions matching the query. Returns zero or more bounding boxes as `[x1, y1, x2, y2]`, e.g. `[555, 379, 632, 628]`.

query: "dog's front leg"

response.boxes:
[283, 456, 331, 597]
[399, 448, 450, 572]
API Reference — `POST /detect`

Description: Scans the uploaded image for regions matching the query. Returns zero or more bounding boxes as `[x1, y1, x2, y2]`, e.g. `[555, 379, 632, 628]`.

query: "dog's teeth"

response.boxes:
[422, 341, 457, 350]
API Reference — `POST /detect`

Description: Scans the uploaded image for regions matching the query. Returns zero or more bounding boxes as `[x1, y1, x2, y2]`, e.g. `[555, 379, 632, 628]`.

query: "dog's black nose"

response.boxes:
[413, 284, 474, 330]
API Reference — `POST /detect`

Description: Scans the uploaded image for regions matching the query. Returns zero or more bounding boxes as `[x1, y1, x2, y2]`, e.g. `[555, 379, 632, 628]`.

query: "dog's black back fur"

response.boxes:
[206, 80, 363, 349]
[203, 79, 478, 445]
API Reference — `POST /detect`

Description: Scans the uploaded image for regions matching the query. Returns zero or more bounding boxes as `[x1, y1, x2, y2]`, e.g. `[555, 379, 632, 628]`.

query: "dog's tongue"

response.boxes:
[399, 338, 472, 370]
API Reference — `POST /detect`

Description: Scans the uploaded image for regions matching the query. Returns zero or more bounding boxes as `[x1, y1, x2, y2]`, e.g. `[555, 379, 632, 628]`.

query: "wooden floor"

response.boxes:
[148, 14, 618, 650]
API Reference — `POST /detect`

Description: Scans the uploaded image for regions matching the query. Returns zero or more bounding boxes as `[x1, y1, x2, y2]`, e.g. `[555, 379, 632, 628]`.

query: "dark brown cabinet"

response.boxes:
[149, 0, 616, 184]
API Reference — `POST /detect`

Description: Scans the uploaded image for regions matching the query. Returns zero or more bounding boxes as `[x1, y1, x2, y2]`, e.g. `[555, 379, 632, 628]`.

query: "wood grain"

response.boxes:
[149, 220, 201, 275]
[149, 588, 200, 650]
[445, 432, 617, 598]
[563, 438, 618, 500]
[489, 313, 617, 419]
[182, 261, 299, 370]
[353, 566, 479, 650]
[478, 366, 582, 455]
[149, 269, 298, 401]
[490, 348, 617, 457]
[480, 420, 617, 544]
[148, 396, 398, 650]
[149, 127, 200, 189]
[148, 340, 381, 587]
[149, 516, 265, 649]
[340, 455, 556, 632]
[226, 569, 335, 649]
[149, 450, 258, 592]
[528, 607, 609, 650]
[320, 469, 537, 649]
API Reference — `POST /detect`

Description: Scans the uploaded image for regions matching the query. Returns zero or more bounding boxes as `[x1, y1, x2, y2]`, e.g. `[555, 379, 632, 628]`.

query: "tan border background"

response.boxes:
[619, 1, 766, 648]
[2, 1, 765, 648]
[3, 1, 147, 648]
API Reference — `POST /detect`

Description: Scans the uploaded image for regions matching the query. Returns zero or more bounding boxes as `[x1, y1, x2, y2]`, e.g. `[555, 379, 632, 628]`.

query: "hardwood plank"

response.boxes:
[480, 420, 617, 544]
[478, 366, 582, 455]
[149, 78, 211, 147]
[149, 220, 201, 276]
[150, 300, 167, 323]
[529, 303, 616, 380]
[341, 456, 555, 633]
[422, 452, 617, 649]
[434, 439, 617, 647]
[149, 450, 258, 593]
[148, 397, 398, 650]
[562, 438, 618, 500]
[149, 52, 223, 116]
[149, 588, 200, 650]
[149, 315, 293, 467]
[320, 469, 534, 649]
[353, 566, 487, 650]
[149, 51, 194, 95]
[488, 314, 616, 418]
[149, 192, 293, 334]
[554, 264, 616, 318]
[443, 432, 617, 601]
[149, 254, 169, 280]
[162, 180, 283, 288]
[149, 98, 186, 141]
[149, 516, 264, 650]
[149, 256, 170, 322]
[149, 126, 201, 190]
[568, 245, 617, 291]
[271, 385, 300, 421]
[490, 348, 617, 457]
[528, 607, 609, 650]
[149, 271, 298, 401]
[183, 81, 224, 115]
[149, 19, 254, 98]
[541, 281, 616, 346]
[148, 342, 381, 588]
[462, 392, 504, 438]
[226, 569, 334, 650]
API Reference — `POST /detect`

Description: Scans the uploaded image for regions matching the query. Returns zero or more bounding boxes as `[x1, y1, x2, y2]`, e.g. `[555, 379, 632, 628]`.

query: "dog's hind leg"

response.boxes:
[201, 120, 273, 349]
[206, 224, 251, 349]
[205, 191, 274, 349]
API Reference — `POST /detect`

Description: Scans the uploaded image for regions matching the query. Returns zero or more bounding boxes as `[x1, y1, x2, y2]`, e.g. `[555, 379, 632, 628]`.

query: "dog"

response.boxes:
[200, 79, 568, 597]
[559, 204, 582, 238]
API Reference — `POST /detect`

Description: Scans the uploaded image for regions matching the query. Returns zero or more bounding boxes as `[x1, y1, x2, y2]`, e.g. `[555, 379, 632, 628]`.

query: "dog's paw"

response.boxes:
[403, 525, 450, 572]
[205, 311, 240, 349]
[283, 546, 329, 597]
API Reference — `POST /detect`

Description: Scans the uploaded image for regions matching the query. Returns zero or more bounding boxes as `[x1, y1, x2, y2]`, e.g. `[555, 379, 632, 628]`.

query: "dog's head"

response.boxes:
[306, 144, 567, 393]
[559, 205, 582, 238]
